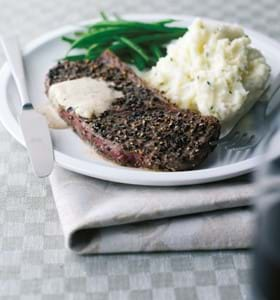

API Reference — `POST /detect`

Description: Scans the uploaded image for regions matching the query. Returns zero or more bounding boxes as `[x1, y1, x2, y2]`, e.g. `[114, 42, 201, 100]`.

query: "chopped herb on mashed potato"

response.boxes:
[145, 19, 271, 129]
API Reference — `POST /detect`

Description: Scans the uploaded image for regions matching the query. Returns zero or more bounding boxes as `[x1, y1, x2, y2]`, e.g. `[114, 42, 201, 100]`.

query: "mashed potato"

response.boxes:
[145, 19, 270, 129]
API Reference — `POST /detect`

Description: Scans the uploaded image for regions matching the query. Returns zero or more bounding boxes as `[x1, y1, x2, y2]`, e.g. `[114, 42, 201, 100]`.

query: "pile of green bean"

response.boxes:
[62, 12, 188, 70]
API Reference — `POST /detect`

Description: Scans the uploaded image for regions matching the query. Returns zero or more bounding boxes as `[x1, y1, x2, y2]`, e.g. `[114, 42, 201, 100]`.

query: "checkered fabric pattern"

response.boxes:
[0, 0, 279, 298]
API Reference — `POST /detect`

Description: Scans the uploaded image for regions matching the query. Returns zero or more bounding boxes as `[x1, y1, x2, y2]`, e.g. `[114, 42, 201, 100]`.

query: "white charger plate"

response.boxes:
[0, 14, 280, 186]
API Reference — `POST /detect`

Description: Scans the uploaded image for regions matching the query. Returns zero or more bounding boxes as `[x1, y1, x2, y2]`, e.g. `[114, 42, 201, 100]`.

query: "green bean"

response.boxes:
[89, 21, 186, 33]
[118, 37, 150, 62]
[70, 28, 155, 49]
[63, 54, 86, 61]
[113, 13, 123, 20]
[87, 42, 112, 60]
[74, 31, 85, 37]
[100, 11, 109, 21]
[62, 36, 75, 44]
[154, 19, 176, 25]
[87, 51, 103, 60]
[62, 13, 188, 70]
[150, 45, 162, 60]
[109, 31, 185, 52]
[132, 54, 147, 70]
[68, 25, 186, 50]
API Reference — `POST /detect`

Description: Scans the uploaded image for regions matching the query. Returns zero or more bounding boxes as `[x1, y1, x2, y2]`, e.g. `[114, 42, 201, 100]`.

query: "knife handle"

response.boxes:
[0, 35, 30, 108]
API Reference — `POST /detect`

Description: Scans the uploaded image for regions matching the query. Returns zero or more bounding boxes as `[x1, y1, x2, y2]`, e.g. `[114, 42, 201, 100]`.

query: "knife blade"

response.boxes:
[1, 36, 54, 177]
[20, 104, 54, 177]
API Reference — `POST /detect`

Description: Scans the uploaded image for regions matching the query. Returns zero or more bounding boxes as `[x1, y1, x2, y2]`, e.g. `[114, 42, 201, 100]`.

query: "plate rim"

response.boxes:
[0, 13, 279, 186]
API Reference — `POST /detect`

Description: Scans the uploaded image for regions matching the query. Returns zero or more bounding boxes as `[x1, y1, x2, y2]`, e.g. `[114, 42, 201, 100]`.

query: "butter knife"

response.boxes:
[1, 36, 54, 177]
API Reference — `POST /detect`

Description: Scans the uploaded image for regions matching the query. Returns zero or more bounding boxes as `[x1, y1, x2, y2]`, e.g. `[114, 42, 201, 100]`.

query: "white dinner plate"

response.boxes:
[0, 14, 280, 186]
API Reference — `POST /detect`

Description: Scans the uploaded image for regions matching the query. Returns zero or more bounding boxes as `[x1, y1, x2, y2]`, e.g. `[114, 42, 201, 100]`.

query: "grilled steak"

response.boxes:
[46, 50, 220, 171]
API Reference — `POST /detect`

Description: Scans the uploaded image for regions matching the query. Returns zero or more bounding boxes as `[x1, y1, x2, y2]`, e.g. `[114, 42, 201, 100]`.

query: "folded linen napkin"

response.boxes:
[50, 166, 255, 254]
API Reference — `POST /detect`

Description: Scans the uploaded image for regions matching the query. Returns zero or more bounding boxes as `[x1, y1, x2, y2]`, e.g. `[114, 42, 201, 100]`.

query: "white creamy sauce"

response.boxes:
[48, 77, 123, 119]
[36, 102, 68, 129]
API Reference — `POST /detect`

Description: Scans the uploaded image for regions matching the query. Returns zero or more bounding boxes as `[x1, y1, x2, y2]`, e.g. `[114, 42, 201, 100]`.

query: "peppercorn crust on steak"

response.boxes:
[45, 50, 221, 171]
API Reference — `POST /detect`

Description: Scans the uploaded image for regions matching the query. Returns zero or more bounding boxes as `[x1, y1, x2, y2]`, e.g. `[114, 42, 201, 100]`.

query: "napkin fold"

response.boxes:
[50, 167, 255, 254]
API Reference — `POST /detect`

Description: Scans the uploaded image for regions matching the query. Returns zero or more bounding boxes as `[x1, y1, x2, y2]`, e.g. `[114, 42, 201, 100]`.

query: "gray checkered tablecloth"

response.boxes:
[1, 0, 279, 299]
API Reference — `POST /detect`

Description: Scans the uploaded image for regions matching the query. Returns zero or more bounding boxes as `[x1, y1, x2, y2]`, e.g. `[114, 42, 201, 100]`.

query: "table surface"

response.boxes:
[1, 0, 279, 299]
